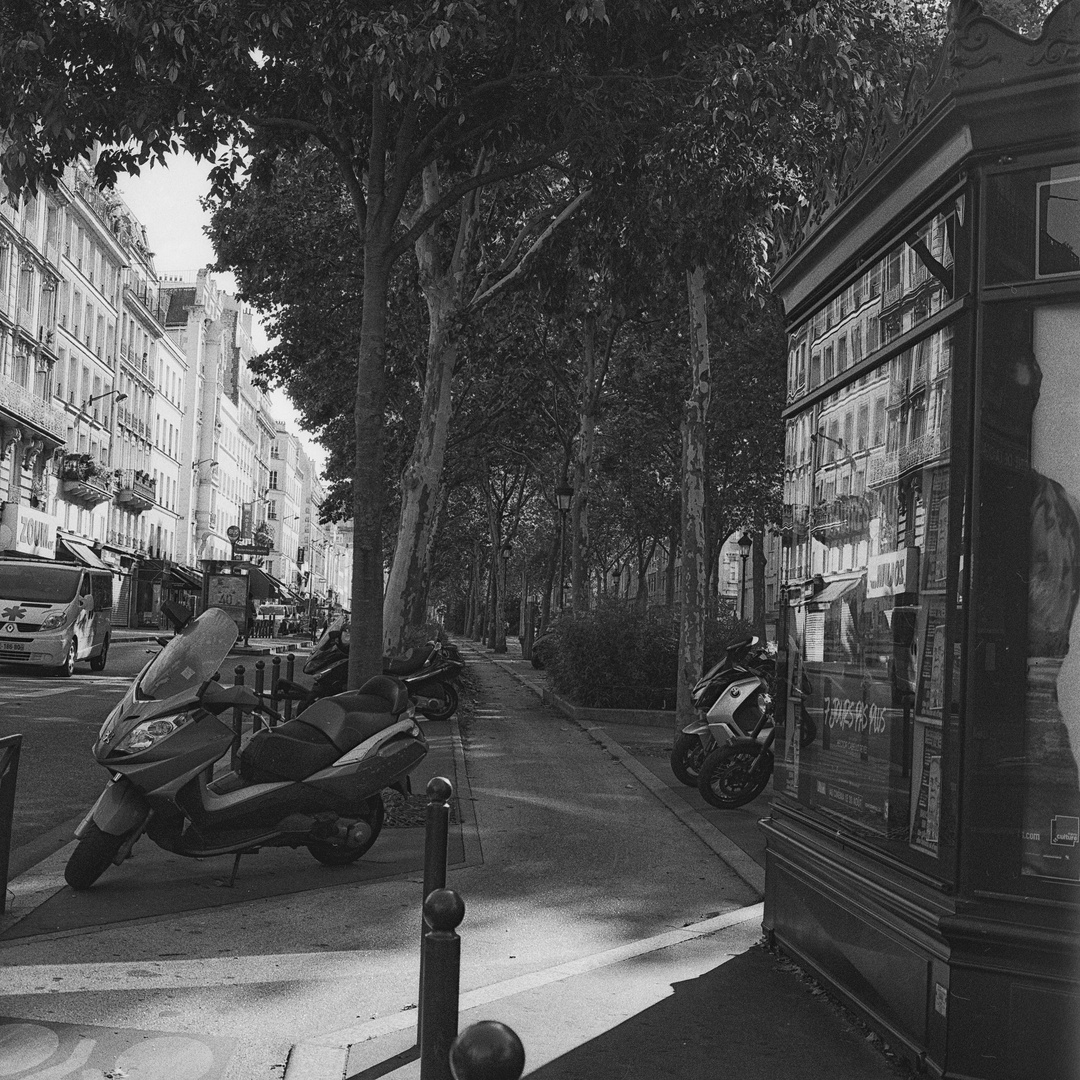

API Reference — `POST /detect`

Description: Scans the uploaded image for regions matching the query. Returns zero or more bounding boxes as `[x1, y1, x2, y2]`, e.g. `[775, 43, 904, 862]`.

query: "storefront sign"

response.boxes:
[0, 503, 57, 559]
[866, 548, 920, 598]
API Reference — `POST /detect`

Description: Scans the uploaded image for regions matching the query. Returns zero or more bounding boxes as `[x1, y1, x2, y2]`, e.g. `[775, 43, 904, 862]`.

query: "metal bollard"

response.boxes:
[253, 660, 266, 733]
[419, 777, 454, 1046]
[449, 1022, 525, 1080]
[284, 652, 296, 722]
[230, 665, 246, 770]
[0, 735, 23, 917]
[419, 888, 465, 1080]
[270, 654, 282, 722]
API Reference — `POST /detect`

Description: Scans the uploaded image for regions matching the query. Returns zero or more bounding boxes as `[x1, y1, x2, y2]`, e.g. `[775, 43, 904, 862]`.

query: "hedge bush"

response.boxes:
[542, 601, 751, 709]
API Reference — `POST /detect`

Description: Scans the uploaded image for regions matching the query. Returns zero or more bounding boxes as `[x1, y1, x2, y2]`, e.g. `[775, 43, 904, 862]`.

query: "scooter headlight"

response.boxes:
[114, 712, 193, 753]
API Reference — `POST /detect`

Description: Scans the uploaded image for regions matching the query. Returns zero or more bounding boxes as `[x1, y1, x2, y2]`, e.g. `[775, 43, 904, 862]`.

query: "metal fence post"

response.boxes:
[419, 776, 453, 1046]
[419, 888, 464, 1080]
[253, 660, 266, 732]
[449, 1022, 525, 1080]
[0, 735, 23, 917]
[284, 652, 296, 722]
[230, 665, 246, 770]
[270, 654, 282, 722]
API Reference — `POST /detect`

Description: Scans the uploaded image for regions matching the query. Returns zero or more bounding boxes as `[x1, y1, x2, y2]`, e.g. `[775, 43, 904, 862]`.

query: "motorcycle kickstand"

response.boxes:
[220, 848, 259, 888]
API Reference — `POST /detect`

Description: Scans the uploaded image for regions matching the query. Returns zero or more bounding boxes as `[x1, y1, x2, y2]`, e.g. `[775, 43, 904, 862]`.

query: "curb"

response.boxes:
[469, 644, 765, 897]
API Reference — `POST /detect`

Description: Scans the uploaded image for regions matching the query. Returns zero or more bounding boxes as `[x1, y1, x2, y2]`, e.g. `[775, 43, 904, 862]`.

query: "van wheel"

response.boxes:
[58, 639, 77, 678]
[90, 635, 109, 672]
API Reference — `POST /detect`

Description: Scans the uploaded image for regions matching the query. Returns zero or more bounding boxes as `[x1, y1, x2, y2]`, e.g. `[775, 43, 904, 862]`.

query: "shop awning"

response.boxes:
[171, 565, 203, 592]
[813, 577, 862, 605]
[57, 537, 111, 571]
[245, 565, 288, 601]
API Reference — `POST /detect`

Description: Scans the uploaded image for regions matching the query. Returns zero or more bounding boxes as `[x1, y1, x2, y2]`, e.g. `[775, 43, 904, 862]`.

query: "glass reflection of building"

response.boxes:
[766, 7, 1080, 1079]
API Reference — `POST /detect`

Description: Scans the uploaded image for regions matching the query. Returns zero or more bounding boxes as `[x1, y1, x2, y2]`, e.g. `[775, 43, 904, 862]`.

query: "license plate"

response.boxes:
[0, 642, 26, 652]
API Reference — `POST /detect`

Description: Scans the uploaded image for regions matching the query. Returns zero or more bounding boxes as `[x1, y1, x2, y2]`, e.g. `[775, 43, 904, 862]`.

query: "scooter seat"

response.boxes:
[384, 646, 437, 676]
[297, 692, 401, 752]
[238, 721, 340, 784]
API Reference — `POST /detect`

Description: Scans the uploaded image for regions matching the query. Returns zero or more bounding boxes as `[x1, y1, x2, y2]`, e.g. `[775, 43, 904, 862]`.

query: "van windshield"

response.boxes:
[0, 564, 81, 604]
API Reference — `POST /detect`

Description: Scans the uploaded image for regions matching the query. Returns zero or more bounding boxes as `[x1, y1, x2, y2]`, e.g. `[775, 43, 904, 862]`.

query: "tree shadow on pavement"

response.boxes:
[524, 944, 912, 1080]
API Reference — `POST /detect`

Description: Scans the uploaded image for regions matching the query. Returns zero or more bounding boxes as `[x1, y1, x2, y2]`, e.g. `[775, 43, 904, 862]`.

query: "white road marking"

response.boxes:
[0, 903, 763, 1005]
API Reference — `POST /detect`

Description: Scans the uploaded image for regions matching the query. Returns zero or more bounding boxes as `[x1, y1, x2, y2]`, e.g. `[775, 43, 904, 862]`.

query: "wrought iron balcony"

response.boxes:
[0, 370, 66, 442]
[116, 469, 156, 512]
[60, 456, 115, 506]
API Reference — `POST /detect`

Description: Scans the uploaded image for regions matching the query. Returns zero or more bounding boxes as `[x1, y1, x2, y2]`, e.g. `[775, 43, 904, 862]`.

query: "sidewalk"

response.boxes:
[330, 642, 912, 1080]
[0, 639, 913, 1080]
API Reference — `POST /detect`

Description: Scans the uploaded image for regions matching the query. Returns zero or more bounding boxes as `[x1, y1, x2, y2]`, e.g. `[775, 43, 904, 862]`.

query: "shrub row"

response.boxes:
[540, 601, 752, 709]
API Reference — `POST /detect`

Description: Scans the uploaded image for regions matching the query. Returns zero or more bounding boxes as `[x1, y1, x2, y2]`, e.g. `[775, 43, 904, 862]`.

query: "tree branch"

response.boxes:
[469, 188, 591, 309]
[388, 146, 566, 263]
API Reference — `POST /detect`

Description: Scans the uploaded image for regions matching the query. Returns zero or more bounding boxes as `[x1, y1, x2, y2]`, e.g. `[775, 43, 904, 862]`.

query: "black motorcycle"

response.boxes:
[280, 618, 463, 722]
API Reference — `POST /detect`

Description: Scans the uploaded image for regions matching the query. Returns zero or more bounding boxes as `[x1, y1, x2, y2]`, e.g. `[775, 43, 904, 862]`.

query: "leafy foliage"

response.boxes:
[543, 600, 749, 709]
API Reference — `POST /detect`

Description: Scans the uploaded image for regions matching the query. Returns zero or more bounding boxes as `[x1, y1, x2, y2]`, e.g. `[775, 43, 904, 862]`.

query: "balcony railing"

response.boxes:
[867, 449, 900, 488]
[899, 430, 947, 473]
[0, 370, 66, 440]
[116, 469, 156, 512]
[60, 456, 115, 506]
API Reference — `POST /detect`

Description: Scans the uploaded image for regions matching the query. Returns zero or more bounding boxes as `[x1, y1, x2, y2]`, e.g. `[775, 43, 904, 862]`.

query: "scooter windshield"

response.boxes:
[137, 607, 238, 701]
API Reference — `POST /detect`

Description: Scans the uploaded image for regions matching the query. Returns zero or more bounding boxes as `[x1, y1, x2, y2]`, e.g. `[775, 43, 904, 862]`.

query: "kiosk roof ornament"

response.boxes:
[781, 0, 1080, 261]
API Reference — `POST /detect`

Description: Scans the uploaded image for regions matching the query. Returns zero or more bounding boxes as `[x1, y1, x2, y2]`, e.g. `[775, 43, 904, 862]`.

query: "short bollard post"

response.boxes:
[419, 777, 454, 1047]
[230, 665, 246, 770]
[270, 655, 282, 722]
[449, 1022, 526, 1080]
[419, 889, 465, 1080]
[253, 660, 266, 732]
[284, 652, 296, 721]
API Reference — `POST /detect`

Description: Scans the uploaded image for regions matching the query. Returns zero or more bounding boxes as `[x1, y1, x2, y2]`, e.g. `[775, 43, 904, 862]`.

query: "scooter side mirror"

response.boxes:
[161, 599, 193, 631]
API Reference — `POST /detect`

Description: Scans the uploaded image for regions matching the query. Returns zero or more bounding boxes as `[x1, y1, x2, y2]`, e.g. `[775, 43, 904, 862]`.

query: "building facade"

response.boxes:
[0, 170, 348, 630]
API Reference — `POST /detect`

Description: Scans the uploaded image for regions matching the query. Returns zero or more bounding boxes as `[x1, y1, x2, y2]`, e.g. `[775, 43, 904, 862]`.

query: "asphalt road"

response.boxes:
[0, 641, 153, 867]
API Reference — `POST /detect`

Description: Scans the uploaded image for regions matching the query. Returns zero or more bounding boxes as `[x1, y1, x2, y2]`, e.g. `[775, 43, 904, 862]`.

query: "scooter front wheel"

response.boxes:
[307, 794, 385, 866]
[670, 732, 707, 787]
[697, 745, 773, 809]
[64, 823, 129, 890]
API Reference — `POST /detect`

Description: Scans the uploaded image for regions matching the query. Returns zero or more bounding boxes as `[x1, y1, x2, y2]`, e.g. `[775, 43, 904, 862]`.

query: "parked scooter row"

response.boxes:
[64, 603, 428, 891]
[278, 617, 463, 722]
[671, 636, 816, 809]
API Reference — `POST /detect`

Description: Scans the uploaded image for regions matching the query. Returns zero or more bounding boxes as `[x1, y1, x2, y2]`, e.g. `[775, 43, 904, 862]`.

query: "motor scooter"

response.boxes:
[65, 604, 426, 890]
[280, 618, 463, 721]
[671, 636, 815, 808]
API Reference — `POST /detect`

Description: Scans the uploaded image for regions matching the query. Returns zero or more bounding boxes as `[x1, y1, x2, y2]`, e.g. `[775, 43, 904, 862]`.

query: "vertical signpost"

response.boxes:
[0, 734, 23, 916]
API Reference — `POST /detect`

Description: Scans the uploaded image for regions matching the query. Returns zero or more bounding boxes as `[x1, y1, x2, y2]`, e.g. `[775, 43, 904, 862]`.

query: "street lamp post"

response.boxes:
[555, 484, 573, 610]
[738, 532, 752, 621]
[496, 540, 513, 653]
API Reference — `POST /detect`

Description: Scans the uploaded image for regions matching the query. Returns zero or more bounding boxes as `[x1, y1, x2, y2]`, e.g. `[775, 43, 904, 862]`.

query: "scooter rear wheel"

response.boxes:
[64, 823, 129, 890]
[418, 681, 458, 721]
[670, 732, 707, 787]
[697, 745, 773, 809]
[307, 794, 385, 866]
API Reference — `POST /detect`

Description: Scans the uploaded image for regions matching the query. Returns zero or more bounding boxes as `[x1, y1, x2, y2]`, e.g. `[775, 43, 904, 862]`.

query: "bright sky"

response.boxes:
[114, 154, 328, 473]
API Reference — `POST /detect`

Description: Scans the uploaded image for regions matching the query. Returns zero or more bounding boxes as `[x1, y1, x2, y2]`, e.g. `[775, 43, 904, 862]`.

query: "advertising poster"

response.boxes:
[1023, 304, 1080, 881]
[206, 572, 249, 639]
[909, 720, 942, 855]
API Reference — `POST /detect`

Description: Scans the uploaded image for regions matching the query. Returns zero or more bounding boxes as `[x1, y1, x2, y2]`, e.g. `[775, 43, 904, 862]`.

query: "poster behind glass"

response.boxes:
[1023, 303, 1080, 881]
[777, 324, 956, 859]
